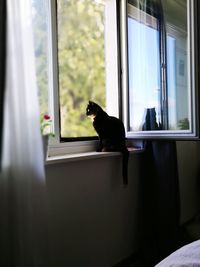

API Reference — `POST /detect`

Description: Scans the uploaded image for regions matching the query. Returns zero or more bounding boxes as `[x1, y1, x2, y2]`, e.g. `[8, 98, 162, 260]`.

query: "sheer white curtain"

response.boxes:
[128, 0, 162, 130]
[0, 0, 47, 266]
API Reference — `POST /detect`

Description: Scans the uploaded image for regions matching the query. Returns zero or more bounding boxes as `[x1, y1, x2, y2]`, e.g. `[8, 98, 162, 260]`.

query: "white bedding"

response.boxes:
[155, 240, 200, 267]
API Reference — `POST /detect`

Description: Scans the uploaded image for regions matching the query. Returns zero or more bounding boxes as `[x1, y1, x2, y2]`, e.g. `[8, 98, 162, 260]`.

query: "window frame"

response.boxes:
[47, 0, 120, 157]
[120, 0, 200, 140]
[46, 0, 199, 157]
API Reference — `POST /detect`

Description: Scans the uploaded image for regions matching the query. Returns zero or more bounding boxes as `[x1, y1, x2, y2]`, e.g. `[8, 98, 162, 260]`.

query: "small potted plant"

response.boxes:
[40, 114, 54, 159]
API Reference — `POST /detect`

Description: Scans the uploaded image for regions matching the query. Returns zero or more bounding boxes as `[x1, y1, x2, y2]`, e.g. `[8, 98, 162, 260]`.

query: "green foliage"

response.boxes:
[32, 0, 105, 138]
[178, 118, 189, 130]
[32, 0, 49, 116]
[57, 0, 105, 137]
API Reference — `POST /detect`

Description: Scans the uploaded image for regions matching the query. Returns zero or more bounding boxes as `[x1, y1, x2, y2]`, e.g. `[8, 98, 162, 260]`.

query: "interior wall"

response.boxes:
[45, 153, 144, 267]
[176, 141, 200, 223]
[45, 141, 200, 266]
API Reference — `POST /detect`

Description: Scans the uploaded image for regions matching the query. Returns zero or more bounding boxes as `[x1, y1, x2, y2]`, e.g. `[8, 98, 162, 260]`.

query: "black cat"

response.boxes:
[86, 101, 129, 185]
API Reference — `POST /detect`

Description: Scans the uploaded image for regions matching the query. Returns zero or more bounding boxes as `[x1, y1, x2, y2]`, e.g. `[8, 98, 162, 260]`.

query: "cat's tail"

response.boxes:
[122, 147, 129, 185]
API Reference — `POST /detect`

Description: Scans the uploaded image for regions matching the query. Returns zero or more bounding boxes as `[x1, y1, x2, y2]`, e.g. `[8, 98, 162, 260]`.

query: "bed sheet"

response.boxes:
[155, 240, 200, 267]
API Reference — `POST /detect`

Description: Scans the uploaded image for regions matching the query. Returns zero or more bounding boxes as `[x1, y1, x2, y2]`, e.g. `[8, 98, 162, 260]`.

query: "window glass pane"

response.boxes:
[57, 0, 106, 138]
[32, 0, 49, 117]
[164, 0, 189, 130]
[127, 0, 190, 133]
[167, 34, 177, 130]
[128, 4, 161, 131]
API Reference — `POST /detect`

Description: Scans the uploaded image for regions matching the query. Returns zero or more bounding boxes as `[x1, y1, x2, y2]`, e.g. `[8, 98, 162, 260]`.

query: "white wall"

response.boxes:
[46, 153, 143, 267]
[45, 141, 200, 266]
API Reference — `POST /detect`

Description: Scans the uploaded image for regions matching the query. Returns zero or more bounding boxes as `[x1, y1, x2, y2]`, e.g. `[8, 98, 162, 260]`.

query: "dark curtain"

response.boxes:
[139, 141, 180, 266]
[138, 109, 181, 266]
[0, 0, 6, 171]
[129, 1, 181, 262]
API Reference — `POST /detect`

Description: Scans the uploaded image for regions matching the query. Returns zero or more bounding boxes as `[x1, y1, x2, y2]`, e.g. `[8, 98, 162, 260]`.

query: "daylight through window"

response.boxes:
[32, 0, 49, 118]
[125, 0, 192, 136]
[57, 0, 106, 139]
[32, 0, 199, 154]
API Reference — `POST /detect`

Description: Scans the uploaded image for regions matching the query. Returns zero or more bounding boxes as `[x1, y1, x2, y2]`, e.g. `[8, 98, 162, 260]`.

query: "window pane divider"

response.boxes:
[48, 0, 60, 145]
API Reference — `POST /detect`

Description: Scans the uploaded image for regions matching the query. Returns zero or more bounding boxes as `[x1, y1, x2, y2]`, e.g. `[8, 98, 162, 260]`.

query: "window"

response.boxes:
[32, 0, 119, 155]
[57, 0, 106, 139]
[121, 0, 199, 139]
[32, 0, 199, 157]
[127, 4, 161, 132]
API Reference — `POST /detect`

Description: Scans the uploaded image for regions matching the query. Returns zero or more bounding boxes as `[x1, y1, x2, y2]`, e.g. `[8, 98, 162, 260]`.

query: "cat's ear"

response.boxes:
[89, 100, 94, 105]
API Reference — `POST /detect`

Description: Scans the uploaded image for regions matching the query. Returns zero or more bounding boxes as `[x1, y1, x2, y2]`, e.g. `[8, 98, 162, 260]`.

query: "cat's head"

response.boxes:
[86, 101, 101, 117]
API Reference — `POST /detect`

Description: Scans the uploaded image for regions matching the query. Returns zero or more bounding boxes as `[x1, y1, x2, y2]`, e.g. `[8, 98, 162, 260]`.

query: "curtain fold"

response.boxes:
[129, 1, 180, 264]
[0, 0, 6, 171]
[139, 140, 180, 266]
[140, 94, 180, 265]
[0, 0, 47, 266]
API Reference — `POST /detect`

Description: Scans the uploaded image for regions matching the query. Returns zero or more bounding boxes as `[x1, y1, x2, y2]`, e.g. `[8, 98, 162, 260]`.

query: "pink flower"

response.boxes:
[43, 114, 50, 120]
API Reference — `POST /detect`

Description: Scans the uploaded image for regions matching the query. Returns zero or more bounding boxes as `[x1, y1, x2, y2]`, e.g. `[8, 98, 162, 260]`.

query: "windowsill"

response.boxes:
[45, 147, 144, 165]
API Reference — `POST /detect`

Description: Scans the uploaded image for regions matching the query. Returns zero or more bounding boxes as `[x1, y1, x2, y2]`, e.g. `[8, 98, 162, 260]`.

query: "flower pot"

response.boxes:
[42, 135, 48, 161]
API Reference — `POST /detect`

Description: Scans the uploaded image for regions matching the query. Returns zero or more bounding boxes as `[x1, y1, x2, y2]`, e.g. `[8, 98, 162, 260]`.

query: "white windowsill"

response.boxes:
[45, 147, 144, 165]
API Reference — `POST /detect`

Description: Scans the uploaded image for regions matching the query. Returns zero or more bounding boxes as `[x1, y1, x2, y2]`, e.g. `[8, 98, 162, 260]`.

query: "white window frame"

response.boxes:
[45, 0, 199, 158]
[47, 0, 120, 157]
[120, 0, 199, 140]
